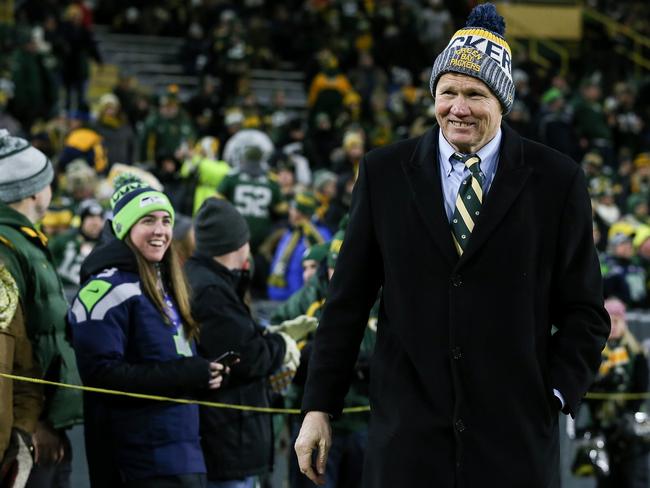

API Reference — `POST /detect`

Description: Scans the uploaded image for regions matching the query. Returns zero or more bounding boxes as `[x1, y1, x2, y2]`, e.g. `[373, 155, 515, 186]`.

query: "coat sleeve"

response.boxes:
[270, 280, 319, 324]
[194, 285, 286, 385]
[549, 168, 610, 417]
[302, 156, 383, 417]
[70, 294, 211, 397]
[0, 303, 42, 460]
[9, 304, 43, 435]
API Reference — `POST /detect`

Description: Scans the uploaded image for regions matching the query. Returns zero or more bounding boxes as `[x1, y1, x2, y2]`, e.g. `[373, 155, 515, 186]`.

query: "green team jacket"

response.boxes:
[139, 110, 196, 162]
[0, 204, 83, 429]
[218, 170, 286, 252]
[272, 273, 377, 433]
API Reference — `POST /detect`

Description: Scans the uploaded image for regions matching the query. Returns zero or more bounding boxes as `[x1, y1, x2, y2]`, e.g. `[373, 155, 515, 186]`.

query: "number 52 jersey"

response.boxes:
[218, 170, 288, 251]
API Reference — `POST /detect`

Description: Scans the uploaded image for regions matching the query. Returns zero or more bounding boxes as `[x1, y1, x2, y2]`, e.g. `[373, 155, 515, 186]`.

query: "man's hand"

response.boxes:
[32, 421, 65, 465]
[294, 411, 332, 486]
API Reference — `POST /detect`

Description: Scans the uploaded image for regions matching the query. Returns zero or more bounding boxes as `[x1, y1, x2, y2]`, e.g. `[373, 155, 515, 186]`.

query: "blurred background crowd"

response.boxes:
[2, 0, 650, 486]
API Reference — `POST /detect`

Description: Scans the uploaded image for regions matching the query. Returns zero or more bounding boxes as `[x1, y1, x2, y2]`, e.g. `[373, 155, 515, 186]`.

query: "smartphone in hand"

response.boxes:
[214, 351, 241, 368]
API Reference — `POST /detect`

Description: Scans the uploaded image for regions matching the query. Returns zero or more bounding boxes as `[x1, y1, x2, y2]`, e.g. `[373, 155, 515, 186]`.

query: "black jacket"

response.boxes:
[185, 253, 286, 480]
[302, 124, 610, 488]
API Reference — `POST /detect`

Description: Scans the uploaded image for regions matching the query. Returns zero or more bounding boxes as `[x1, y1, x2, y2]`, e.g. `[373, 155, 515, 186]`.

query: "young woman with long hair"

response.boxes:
[68, 174, 223, 488]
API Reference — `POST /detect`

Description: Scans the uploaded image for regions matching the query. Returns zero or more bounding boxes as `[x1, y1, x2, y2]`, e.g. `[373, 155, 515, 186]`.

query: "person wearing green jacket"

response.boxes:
[271, 226, 376, 488]
[139, 87, 197, 163]
[0, 130, 83, 487]
[270, 243, 330, 323]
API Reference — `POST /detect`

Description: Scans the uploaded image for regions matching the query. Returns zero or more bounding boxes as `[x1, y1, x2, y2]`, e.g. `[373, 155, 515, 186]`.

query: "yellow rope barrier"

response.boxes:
[0, 373, 371, 414]
[584, 391, 650, 401]
[3, 372, 647, 411]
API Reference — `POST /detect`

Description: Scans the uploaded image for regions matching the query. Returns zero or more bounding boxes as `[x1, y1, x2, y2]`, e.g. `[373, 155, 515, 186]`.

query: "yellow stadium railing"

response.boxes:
[583, 6, 650, 76]
[507, 34, 571, 79]
[0, 0, 14, 25]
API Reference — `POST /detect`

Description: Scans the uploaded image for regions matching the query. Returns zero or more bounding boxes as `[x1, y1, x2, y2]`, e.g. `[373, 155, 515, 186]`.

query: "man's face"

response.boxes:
[614, 240, 634, 258]
[289, 206, 306, 226]
[345, 143, 364, 161]
[81, 215, 104, 240]
[435, 73, 502, 154]
[302, 259, 318, 283]
[33, 185, 52, 222]
[234, 242, 250, 269]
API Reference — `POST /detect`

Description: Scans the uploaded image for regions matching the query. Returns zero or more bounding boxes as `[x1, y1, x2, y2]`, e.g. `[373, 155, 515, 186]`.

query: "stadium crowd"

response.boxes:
[0, 0, 650, 487]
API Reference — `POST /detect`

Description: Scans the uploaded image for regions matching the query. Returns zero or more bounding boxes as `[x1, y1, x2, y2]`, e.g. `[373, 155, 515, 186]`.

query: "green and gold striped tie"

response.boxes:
[450, 153, 484, 255]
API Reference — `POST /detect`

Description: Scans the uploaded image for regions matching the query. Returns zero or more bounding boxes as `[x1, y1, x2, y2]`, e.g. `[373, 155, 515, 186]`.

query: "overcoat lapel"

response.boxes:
[457, 123, 532, 267]
[401, 126, 458, 266]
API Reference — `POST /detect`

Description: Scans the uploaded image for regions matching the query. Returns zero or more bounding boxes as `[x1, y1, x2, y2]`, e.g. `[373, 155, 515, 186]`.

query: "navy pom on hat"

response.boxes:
[0, 129, 53, 203]
[429, 3, 515, 114]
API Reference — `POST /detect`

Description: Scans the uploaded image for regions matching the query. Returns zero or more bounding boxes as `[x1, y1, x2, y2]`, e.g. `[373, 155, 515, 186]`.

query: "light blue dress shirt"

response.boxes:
[435, 127, 566, 411]
[438, 128, 502, 222]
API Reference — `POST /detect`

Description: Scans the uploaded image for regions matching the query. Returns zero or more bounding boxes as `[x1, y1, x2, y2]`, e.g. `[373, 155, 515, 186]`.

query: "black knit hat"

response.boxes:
[194, 197, 250, 257]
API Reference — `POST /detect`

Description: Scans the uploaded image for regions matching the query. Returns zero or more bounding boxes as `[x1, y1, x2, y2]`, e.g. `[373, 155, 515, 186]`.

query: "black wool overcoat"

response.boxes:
[302, 124, 610, 488]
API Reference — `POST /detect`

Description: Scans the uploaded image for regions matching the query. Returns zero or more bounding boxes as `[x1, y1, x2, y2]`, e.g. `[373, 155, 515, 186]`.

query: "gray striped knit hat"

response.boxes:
[0, 129, 53, 203]
[429, 3, 515, 114]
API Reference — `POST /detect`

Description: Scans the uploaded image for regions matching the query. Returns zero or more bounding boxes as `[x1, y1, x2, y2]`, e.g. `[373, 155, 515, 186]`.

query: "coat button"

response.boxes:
[455, 419, 466, 433]
[452, 347, 463, 360]
[451, 274, 463, 287]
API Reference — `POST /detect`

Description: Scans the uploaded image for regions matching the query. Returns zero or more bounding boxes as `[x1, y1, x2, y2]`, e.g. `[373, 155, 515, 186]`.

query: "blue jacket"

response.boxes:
[268, 224, 332, 301]
[68, 231, 210, 484]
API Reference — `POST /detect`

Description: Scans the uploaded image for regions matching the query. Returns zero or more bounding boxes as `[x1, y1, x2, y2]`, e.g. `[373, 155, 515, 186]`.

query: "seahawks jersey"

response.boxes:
[218, 170, 286, 251]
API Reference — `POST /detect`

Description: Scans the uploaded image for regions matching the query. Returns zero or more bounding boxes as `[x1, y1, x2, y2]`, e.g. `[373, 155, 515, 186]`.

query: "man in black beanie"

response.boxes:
[184, 197, 304, 487]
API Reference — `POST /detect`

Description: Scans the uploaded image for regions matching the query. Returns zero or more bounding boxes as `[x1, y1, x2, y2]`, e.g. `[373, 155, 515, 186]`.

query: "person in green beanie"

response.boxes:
[0, 129, 83, 486]
[300, 242, 329, 284]
[68, 173, 226, 488]
[271, 225, 376, 488]
[267, 192, 332, 301]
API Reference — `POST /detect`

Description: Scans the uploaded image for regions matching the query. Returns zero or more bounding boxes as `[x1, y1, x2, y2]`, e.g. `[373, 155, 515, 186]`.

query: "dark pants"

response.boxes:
[597, 448, 649, 488]
[64, 79, 88, 112]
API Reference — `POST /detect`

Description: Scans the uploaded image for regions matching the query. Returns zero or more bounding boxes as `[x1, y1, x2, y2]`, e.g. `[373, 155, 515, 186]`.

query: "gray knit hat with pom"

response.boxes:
[429, 3, 515, 114]
[0, 129, 53, 203]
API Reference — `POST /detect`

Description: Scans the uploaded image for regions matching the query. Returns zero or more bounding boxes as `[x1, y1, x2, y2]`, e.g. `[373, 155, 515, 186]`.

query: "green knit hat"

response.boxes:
[292, 191, 318, 217]
[302, 242, 329, 263]
[110, 173, 175, 239]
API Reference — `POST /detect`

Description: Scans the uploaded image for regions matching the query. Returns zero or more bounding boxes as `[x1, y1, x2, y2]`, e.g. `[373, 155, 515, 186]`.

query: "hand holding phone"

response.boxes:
[214, 351, 241, 368]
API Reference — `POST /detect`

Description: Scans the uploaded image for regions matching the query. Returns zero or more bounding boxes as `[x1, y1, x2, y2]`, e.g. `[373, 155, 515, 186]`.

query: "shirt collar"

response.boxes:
[438, 128, 502, 176]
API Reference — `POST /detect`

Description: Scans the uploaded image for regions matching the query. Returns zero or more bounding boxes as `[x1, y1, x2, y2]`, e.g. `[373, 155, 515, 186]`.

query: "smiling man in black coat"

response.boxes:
[295, 4, 610, 488]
